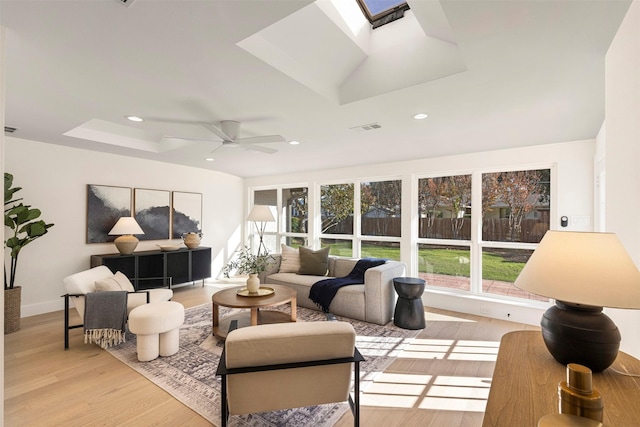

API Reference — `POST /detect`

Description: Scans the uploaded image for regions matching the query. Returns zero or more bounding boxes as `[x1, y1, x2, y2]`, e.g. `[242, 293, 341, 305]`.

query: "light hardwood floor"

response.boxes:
[4, 284, 538, 426]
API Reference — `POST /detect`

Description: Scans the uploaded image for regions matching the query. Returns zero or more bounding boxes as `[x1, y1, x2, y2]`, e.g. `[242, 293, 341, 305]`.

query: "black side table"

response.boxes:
[393, 277, 426, 329]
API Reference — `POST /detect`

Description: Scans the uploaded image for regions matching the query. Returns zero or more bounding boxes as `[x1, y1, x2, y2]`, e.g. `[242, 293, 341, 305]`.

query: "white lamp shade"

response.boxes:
[108, 217, 144, 235]
[514, 231, 640, 309]
[247, 205, 275, 222]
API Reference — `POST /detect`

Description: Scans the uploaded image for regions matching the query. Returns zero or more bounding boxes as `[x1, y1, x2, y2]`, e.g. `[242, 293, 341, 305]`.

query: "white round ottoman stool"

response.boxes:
[128, 301, 185, 362]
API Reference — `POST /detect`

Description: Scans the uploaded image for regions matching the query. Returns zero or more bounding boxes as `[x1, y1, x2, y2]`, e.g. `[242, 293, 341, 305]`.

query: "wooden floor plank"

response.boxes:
[5, 284, 538, 426]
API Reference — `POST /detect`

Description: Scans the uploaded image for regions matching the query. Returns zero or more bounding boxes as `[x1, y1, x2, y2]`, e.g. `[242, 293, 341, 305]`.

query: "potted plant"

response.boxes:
[4, 173, 55, 333]
[222, 246, 273, 293]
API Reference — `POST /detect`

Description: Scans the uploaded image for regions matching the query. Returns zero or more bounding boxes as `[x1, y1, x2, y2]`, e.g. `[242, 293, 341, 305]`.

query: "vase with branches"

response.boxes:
[223, 247, 274, 293]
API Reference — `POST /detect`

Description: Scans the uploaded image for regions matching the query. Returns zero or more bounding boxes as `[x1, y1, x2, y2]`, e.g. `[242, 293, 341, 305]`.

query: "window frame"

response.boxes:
[355, 0, 410, 29]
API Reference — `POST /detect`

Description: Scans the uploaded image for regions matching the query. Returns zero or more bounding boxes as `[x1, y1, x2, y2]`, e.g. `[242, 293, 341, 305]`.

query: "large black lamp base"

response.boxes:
[541, 301, 621, 372]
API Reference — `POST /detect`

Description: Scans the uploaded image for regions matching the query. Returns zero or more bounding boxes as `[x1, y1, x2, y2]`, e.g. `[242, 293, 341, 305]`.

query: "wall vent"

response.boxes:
[4, 126, 18, 133]
[114, 0, 136, 7]
[350, 122, 381, 132]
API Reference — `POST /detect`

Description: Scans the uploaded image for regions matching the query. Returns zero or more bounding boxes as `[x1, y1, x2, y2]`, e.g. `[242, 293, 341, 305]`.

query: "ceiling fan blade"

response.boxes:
[163, 135, 218, 142]
[200, 122, 233, 142]
[236, 135, 286, 144]
[138, 117, 233, 141]
[244, 145, 278, 154]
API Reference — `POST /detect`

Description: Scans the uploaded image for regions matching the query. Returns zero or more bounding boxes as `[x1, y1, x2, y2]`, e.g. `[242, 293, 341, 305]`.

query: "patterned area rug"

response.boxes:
[107, 303, 420, 427]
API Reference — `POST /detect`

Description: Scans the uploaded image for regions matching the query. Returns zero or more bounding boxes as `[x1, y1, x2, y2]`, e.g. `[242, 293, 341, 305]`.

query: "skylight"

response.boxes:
[356, 0, 410, 29]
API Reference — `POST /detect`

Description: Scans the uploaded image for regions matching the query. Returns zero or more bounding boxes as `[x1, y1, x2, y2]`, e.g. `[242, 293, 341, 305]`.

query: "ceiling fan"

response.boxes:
[137, 117, 285, 154]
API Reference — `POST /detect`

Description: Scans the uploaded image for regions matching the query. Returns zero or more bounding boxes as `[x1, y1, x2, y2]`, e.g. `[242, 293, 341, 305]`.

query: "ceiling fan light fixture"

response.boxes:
[125, 115, 144, 122]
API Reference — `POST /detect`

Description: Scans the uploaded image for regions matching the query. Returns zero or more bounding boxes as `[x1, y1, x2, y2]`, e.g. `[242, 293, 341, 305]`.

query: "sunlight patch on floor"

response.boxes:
[397, 337, 500, 362]
[360, 372, 490, 412]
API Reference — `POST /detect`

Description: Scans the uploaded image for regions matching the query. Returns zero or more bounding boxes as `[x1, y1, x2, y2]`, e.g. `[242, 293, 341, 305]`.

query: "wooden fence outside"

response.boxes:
[325, 216, 549, 243]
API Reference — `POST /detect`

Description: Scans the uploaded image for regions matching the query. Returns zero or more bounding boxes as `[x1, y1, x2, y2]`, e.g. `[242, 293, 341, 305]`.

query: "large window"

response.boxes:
[480, 169, 550, 301]
[251, 166, 552, 305]
[320, 179, 401, 260]
[252, 187, 309, 253]
[416, 168, 550, 303]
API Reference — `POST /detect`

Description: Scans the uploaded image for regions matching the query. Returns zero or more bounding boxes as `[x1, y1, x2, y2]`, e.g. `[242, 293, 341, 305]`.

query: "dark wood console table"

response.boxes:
[483, 331, 640, 427]
[91, 246, 211, 290]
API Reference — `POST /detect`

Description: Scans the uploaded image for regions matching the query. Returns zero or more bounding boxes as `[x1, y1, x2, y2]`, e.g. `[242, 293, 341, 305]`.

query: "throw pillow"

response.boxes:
[298, 246, 330, 276]
[95, 272, 135, 292]
[95, 277, 123, 292]
[114, 271, 135, 292]
[279, 244, 300, 273]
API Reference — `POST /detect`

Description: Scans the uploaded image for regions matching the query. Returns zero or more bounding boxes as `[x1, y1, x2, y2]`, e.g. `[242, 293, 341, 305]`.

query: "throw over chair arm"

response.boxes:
[216, 321, 364, 427]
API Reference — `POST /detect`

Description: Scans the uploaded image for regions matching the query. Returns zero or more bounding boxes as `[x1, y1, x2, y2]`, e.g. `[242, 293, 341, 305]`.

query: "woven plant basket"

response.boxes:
[5, 286, 22, 334]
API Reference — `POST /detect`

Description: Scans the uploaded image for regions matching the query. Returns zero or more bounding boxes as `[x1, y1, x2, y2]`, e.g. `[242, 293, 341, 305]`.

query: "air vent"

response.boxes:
[4, 126, 18, 133]
[114, 0, 136, 7]
[350, 122, 381, 132]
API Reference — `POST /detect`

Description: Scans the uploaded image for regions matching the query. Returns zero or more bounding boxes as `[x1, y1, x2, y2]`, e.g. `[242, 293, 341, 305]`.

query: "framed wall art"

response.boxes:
[87, 184, 132, 243]
[172, 191, 202, 238]
[134, 188, 171, 240]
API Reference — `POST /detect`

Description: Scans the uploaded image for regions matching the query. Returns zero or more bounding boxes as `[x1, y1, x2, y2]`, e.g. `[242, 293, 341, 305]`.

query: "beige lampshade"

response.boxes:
[247, 205, 275, 222]
[514, 231, 640, 309]
[108, 217, 144, 235]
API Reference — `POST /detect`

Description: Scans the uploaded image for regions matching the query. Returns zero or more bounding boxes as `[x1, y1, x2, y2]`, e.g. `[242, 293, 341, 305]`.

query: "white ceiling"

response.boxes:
[1, 0, 631, 178]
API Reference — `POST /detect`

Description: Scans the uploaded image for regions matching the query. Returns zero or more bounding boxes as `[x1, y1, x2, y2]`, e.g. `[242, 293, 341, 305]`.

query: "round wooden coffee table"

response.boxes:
[212, 284, 297, 338]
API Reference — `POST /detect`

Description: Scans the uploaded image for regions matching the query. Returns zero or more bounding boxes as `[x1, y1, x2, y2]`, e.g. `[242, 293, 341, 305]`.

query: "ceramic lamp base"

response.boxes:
[114, 234, 139, 255]
[541, 301, 621, 372]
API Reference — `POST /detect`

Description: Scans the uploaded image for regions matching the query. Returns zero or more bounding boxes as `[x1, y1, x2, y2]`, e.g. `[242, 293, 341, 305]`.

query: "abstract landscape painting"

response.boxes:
[87, 185, 131, 243]
[134, 188, 170, 240]
[172, 191, 202, 239]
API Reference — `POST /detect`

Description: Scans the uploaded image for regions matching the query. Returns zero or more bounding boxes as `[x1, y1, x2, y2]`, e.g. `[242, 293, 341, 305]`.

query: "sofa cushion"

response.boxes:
[95, 271, 135, 292]
[298, 247, 330, 276]
[279, 244, 300, 273]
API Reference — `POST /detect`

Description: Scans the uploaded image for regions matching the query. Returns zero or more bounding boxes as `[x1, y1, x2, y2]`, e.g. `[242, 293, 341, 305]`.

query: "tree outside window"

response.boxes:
[418, 174, 472, 240]
[320, 183, 354, 234]
[482, 169, 550, 243]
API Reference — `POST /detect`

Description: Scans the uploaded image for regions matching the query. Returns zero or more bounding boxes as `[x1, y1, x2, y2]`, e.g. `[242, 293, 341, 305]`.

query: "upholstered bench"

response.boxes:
[128, 301, 185, 361]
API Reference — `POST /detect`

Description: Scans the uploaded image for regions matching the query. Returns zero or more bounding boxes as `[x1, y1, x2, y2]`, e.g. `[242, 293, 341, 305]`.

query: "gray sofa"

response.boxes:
[259, 254, 406, 325]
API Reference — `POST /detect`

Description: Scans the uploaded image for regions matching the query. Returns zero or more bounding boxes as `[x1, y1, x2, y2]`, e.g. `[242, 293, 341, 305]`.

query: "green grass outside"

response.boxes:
[321, 241, 526, 282]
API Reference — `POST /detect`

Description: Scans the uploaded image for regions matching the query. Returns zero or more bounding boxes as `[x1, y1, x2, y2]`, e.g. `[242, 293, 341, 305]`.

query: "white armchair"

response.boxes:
[62, 265, 173, 349]
[216, 321, 364, 427]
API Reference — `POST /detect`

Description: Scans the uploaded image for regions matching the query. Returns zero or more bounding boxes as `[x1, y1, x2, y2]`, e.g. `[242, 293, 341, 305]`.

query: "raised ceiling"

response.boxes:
[1, 0, 631, 178]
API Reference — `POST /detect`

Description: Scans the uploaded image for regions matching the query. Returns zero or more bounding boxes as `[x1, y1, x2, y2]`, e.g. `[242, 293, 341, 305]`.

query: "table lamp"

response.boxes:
[514, 231, 640, 372]
[247, 205, 275, 256]
[109, 216, 145, 255]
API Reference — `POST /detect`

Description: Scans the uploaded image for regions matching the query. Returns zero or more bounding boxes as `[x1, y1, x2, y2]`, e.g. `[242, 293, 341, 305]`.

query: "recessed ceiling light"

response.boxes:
[205, 158, 214, 162]
[289, 140, 300, 145]
[413, 113, 428, 120]
[125, 115, 143, 122]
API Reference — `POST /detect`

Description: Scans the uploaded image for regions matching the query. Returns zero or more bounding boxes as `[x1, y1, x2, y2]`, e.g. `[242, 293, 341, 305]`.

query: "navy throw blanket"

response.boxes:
[309, 258, 387, 313]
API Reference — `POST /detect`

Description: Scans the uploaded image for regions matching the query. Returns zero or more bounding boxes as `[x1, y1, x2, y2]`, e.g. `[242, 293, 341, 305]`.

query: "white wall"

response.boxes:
[246, 139, 596, 326]
[5, 136, 244, 317]
[604, 0, 640, 359]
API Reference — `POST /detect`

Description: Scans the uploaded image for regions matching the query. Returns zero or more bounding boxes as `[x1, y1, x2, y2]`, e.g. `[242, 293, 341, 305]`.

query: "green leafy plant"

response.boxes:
[4, 173, 55, 290]
[223, 246, 273, 277]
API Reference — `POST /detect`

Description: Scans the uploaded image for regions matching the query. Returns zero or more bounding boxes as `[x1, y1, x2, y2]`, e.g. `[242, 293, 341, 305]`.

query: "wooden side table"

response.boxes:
[483, 331, 640, 426]
[212, 284, 297, 338]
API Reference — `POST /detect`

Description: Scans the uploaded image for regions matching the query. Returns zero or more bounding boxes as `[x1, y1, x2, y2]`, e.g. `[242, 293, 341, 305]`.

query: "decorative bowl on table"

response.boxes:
[157, 244, 182, 252]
